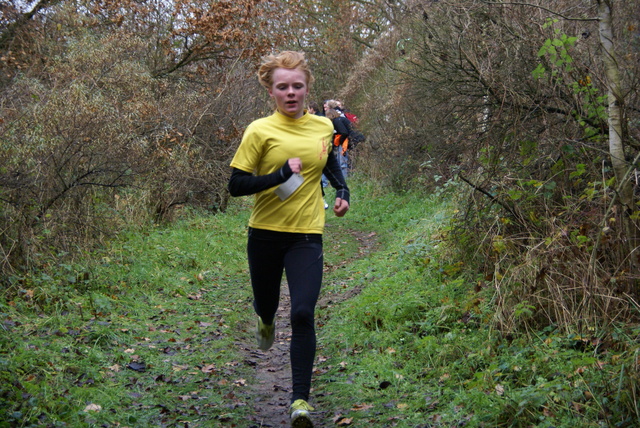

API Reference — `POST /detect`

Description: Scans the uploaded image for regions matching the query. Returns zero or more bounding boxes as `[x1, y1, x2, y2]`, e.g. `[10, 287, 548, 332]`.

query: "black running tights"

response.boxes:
[247, 227, 323, 403]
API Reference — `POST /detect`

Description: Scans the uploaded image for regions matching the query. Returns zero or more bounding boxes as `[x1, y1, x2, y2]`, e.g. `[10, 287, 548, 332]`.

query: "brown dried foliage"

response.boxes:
[0, 0, 280, 277]
[341, 0, 640, 331]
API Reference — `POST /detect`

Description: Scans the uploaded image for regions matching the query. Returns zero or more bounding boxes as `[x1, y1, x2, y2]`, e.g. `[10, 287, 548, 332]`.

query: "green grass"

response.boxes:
[315, 179, 640, 427]
[2, 177, 640, 427]
[1, 201, 257, 427]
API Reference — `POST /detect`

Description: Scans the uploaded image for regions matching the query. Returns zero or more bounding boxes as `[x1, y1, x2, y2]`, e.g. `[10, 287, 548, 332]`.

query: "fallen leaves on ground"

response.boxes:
[83, 403, 102, 412]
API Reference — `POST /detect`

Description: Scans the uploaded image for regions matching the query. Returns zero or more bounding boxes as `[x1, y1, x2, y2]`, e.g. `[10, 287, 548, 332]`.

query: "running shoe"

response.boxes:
[290, 399, 314, 427]
[256, 317, 275, 351]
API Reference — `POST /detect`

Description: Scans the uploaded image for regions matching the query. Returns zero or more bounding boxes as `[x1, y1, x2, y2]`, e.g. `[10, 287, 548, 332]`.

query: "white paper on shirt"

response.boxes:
[274, 173, 304, 201]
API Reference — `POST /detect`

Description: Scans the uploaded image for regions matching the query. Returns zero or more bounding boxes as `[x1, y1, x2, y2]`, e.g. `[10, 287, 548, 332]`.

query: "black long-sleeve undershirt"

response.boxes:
[228, 148, 350, 203]
[228, 162, 293, 197]
[322, 148, 350, 203]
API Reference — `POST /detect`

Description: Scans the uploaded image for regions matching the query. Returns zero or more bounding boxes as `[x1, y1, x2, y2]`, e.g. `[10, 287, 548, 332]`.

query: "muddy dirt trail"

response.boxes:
[238, 228, 379, 428]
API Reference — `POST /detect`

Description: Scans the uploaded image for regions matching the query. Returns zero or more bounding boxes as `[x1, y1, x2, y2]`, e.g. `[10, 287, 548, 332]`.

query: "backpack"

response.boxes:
[333, 134, 348, 155]
[342, 112, 365, 148]
[345, 112, 359, 124]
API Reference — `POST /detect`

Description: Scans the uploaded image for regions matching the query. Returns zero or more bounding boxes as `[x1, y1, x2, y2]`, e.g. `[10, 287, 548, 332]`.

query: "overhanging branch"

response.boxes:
[482, 1, 599, 22]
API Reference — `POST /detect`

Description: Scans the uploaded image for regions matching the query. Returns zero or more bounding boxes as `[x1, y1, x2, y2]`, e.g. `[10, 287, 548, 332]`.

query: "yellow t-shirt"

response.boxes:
[230, 110, 334, 234]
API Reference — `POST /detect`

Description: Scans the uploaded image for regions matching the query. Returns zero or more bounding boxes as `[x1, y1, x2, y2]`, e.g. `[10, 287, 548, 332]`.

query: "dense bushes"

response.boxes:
[340, 0, 640, 331]
[0, 23, 266, 282]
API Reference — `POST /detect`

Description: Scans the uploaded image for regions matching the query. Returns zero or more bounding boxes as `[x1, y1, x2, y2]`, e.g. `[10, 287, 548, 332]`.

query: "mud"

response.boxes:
[242, 228, 379, 427]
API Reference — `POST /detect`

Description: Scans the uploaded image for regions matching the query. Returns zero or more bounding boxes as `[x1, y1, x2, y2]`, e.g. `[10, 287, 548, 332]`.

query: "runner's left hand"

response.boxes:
[333, 198, 349, 217]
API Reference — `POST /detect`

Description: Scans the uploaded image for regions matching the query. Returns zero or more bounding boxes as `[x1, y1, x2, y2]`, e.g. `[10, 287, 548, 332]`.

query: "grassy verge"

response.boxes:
[1, 200, 260, 427]
[2, 177, 639, 427]
[0, 179, 387, 427]
[316, 179, 640, 427]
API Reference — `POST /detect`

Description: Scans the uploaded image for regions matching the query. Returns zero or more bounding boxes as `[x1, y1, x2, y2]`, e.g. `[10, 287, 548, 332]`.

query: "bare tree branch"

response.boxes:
[483, 1, 599, 22]
[0, 0, 62, 51]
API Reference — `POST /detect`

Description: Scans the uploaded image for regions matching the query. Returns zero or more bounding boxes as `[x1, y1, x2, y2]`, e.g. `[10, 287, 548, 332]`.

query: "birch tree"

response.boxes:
[347, 0, 640, 328]
[598, 0, 639, 263]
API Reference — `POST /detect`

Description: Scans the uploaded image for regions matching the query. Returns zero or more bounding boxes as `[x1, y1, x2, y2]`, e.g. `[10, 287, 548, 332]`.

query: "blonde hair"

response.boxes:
[257, 51, 314, 89]
[325, 108, 340, 120]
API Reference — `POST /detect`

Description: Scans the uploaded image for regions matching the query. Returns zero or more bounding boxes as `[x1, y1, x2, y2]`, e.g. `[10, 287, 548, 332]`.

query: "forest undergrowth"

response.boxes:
[1, 177, 639, 427]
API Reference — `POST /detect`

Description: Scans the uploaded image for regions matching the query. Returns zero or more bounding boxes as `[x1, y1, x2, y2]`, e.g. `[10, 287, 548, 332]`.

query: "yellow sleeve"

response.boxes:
[230, 122, 263, 173]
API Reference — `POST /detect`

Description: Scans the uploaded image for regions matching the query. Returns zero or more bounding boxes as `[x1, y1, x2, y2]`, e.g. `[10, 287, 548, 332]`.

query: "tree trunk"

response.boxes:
[598, 0, 640, 271]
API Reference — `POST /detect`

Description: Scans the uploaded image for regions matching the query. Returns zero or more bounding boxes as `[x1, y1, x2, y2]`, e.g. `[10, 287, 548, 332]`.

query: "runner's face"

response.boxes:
[269, 68, 309, 119]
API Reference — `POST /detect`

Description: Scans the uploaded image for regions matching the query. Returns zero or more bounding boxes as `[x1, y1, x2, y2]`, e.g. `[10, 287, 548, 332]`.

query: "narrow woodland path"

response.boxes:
[239, 227, 379, 427]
